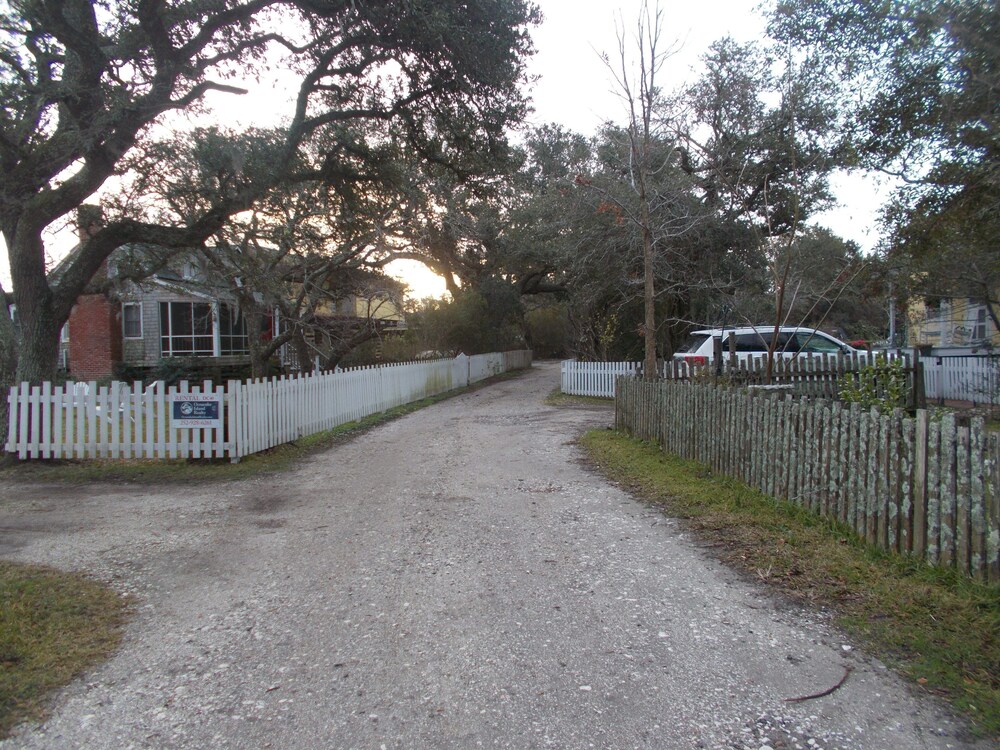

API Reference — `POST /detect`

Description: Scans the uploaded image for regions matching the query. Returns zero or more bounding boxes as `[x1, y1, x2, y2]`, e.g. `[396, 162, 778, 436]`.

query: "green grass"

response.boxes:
[0, 562, 128, 738]
[544, 389, 613, 408]
[0, 370, 528, 484]
[581, 430, 1000, 739]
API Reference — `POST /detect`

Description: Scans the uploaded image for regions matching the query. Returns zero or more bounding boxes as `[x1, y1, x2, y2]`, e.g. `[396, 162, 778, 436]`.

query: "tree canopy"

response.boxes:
[6, 0, 987, 399]
[497, 24, 848, 362]
[769, 0, 1000, 330]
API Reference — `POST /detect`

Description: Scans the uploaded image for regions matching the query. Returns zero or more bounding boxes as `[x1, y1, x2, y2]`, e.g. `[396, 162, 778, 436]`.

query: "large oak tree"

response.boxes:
[0, 0, 537, 406]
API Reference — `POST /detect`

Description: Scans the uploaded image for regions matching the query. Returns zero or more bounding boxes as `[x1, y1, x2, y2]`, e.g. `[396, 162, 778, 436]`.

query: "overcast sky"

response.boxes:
[2, 0, 890, 296]
[399, 0, 889, 297]
[532, 1, 889, 232]
[527, 0, 763, 132]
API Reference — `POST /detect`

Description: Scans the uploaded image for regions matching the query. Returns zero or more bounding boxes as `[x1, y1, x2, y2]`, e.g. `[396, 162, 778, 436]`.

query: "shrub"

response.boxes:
[838, 354, 908, 413]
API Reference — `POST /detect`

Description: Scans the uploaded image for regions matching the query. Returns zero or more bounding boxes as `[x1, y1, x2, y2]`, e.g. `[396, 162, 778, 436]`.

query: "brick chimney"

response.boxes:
[67, 204, 121, 379]
[68, 295, 121, 380]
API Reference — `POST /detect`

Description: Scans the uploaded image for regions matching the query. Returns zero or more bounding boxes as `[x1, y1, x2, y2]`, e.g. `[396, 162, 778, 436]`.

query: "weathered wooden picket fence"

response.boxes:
[673, 351, 923, 406]
[565, 352, 1000, 405]
[616, 377, 1000, 582]
[5, 351, 532, 462]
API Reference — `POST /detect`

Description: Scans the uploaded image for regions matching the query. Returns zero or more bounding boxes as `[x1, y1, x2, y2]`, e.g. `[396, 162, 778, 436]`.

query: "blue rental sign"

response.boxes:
[171, 394, 222, 428]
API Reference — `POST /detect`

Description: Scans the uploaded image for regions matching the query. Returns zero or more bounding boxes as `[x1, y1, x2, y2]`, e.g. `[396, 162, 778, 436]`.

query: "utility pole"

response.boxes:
[888, 281, 897, 349]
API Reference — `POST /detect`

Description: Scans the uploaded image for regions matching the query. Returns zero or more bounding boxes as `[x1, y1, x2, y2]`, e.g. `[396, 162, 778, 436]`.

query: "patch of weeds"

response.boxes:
[545, 389, 613, 408]
[580, 430, 1000, 740]
[0, 562, 128, 739]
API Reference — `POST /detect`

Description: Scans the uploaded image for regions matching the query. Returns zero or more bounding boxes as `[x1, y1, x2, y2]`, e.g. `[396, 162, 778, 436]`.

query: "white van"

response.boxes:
[673, 326, 857, 366]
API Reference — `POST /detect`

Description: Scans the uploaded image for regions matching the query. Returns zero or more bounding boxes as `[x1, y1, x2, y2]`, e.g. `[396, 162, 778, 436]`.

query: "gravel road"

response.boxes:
[0, 362, 987, 750]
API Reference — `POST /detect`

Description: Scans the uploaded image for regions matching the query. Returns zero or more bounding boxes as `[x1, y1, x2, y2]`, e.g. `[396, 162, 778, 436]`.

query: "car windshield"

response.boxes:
[676, 334, 712, 354]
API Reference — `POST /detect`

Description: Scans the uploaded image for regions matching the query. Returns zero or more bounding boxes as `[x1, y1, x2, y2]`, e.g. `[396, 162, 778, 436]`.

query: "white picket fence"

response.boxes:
[563, 354, 1000, 404]
[561, 360, 639, 397]
[5, 351, 532, 461]
[923, 354, 1000, 405]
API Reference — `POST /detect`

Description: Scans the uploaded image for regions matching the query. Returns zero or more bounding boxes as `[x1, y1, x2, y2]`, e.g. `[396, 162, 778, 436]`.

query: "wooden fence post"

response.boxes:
[940, 414, 957, 568]
[866, 406, 882, 546]
[926, 415, 942, 566]
[988, 433, 1000, 582]
[956, 423, 971, 575]
[969, 417, 986, 579]
[912, 349, 927, 410]
[913, 410, 929, 560]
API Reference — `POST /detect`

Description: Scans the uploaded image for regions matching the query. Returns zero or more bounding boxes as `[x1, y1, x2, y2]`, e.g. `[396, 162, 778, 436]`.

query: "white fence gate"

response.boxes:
[560, 360, 638, 398]
[5, 351, 532, 461]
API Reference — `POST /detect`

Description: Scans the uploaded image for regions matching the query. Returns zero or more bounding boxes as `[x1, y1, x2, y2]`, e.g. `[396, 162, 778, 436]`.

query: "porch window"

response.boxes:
[159, 301, 213, 356]
[122, 302, 142, 339]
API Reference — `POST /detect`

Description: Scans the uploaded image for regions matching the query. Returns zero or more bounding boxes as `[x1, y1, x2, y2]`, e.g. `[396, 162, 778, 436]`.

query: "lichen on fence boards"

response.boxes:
[615, 377, 1000, 583]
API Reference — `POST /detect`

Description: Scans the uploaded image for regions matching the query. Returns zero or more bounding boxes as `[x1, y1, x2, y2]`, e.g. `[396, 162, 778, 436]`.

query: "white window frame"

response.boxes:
[973, 306, 987, 341]
[122, 302, 143, 339]
[159, 300, 216, 357]
[218, 303, 250, 356]
[156, 300, 251, 357]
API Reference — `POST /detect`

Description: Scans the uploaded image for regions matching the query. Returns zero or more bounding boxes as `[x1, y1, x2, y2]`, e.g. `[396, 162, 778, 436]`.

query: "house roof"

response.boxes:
[141, 277, 221, 301]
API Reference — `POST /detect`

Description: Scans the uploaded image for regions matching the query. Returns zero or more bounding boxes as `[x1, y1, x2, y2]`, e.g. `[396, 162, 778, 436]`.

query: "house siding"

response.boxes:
[908, 296, 1000, 349]
[62, 246, 408, 378]
[122, 287, 210, 368]
[119, 285, 259, 371]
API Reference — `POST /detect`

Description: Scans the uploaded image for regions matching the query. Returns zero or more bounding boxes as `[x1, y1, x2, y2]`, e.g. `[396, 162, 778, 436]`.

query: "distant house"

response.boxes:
[57, 246, 266, 380]
[906, 295, 999, 350]
[276, 269, 406, 372]
[60, 245, 405, 381]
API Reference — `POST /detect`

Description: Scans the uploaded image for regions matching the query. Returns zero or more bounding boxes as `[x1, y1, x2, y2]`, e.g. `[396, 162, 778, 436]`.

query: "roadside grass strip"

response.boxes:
[544, 389, 612, 408]
[0, 562, 128, 739]
[580, 430, 1000, 740]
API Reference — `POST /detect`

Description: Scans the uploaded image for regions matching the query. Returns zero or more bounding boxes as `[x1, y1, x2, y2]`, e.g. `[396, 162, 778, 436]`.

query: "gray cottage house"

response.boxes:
[61, 246, 267, 381]
[60, 244, 405, 381]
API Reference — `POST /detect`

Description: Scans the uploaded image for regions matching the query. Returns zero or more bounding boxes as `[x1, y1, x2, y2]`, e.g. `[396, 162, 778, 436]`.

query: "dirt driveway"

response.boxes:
[0, 362, 986, 749]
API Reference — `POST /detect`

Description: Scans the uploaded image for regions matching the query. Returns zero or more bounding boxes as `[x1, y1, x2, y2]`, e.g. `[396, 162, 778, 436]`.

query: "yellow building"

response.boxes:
[343, 293, 404, 325]
[907, 295, 999, 348]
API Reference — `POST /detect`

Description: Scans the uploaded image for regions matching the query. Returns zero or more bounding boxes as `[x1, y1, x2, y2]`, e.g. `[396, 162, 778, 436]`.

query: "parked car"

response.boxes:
[673, 326, 857, 366]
